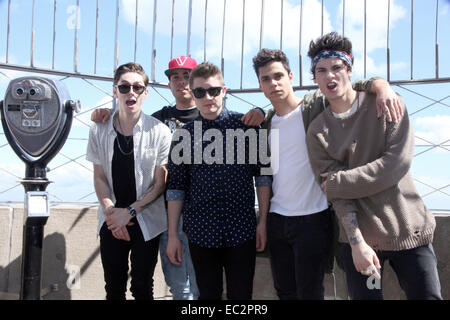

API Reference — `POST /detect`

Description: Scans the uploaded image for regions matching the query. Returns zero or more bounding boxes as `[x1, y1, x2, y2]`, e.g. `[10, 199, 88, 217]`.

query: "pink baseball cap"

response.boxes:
[165, 56, 198, 78]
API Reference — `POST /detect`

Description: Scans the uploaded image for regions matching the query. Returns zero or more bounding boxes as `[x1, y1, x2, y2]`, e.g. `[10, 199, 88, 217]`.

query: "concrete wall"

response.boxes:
[0, 205, 448, 300]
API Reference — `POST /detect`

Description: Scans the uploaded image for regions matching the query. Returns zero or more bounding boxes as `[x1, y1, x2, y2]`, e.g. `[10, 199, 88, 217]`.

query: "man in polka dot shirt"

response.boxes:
[166, 62, 272, 300]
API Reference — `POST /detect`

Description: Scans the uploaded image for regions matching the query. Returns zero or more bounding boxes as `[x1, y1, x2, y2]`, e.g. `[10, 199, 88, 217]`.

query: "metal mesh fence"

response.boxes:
[0, 0, 448, 210]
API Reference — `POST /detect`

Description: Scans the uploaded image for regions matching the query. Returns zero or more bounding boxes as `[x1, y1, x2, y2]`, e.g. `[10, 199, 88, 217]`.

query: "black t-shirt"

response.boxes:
[110, 106, 196, 208]
[151, 105, 199, 133]
[151, 105, 199, 207]
[112, 129, 136, 208]
[151, 105, 266, 132]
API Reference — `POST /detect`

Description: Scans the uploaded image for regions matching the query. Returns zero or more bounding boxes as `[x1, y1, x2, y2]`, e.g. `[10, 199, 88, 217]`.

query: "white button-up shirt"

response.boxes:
[86, 111, 172, 241]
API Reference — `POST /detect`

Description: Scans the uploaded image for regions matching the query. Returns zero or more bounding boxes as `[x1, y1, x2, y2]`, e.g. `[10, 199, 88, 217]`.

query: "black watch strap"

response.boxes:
[127, 206, 137, 218]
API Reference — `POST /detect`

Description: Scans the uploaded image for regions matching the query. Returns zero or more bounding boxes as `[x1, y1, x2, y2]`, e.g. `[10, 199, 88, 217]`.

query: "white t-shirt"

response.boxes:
[269, 105, 328, 216]
[332, 92, 366, 119]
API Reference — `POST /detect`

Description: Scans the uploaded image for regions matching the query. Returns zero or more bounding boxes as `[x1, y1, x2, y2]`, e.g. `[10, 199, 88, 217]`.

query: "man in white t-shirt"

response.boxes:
[253, 49, 402, 299]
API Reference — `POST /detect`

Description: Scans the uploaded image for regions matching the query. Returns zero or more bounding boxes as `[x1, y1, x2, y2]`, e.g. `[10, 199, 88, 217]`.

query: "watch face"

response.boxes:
[128, 207, 136, 217]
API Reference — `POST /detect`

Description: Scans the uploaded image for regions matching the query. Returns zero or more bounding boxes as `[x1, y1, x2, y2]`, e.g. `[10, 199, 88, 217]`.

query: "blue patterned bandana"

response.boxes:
[312, 50, 353, 72]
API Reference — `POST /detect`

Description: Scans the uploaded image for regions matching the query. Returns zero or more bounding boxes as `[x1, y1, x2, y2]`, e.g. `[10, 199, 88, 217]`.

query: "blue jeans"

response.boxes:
[339, 243, 442, 300]
[159, 217, 199, 300]
[267, 209, 333, 300]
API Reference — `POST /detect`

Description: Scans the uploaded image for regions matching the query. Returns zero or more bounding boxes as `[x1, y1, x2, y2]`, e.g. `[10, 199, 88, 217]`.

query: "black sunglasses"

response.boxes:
[116, 84, 146, 95]
[192, 87, 223, 99]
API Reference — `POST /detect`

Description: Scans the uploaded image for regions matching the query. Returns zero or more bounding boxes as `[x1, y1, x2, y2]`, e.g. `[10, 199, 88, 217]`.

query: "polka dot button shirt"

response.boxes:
[167, 107, 271, 248]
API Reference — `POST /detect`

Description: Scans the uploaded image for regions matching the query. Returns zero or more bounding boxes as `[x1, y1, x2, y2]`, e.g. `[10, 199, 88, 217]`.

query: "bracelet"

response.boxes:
[127, 206, 137, 218]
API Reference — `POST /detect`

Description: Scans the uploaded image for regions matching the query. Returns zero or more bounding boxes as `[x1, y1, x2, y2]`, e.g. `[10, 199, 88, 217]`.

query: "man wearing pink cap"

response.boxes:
[90, 56, 265, 300]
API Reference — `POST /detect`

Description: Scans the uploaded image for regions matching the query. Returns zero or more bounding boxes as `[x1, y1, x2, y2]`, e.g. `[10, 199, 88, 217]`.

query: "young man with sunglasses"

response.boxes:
[86, 62, 171, 299]
[306, 32, 441, 300]
[92, 57, 201, 300]
[166, 62, 271, 300]
[90, 56, 265, 300]
[252, 48, 404, 300]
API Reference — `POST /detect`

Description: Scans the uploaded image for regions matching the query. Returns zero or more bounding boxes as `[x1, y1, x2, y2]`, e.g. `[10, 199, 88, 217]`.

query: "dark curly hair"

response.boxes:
[252, 49, 291, 78]
[307, 32, 354, 77]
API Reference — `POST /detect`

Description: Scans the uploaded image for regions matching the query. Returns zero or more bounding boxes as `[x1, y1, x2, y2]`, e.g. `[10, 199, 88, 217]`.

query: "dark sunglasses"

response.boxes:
[192, 87, 223, 99]
[116, 84, 146, 95]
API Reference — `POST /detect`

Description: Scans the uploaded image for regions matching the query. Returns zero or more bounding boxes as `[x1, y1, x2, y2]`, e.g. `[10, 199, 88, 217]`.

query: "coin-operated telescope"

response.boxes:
[0, 77, 79, 299]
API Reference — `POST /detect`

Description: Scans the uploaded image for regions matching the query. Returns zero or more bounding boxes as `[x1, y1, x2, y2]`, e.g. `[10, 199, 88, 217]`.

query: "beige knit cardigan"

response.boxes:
[306, 93, 435, 251]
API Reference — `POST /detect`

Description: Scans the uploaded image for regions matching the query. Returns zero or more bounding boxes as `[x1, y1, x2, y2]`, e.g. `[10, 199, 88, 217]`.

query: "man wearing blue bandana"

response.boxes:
[253, 47, 402, 300]
[306, 32, 441, 300]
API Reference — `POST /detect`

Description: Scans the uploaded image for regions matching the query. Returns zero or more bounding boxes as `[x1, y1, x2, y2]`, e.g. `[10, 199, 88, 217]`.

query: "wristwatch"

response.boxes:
[127, 206, 137, 218]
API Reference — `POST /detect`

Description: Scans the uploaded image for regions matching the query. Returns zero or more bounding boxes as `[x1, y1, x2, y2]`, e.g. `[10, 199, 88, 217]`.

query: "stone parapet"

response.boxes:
[0, 205, 448, 300]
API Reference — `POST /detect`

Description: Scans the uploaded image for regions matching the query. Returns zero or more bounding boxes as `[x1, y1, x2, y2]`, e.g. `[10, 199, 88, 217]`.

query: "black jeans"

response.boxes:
[339, 242, 442, 300]
[189, 238, 256, 300]
[267, 209, 332, 300]
[99, 219, 160, 300]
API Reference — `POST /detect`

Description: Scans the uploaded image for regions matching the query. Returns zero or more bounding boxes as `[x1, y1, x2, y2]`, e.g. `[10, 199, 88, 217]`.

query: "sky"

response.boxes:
[0, 0, 449, 210]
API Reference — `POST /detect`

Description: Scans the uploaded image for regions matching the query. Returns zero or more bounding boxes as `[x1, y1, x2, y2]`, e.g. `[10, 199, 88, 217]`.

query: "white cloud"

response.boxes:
[46, 162, 95, 202]
[72, 95, 114, 128]
[0, 160, 95, 202]
[0, 56, 72, 96]
[414, 115, 450, 152]
[412, 174, 450, 209]
[47, 162, 92, 186]
[200, 0, 332, 61]
[0, 162, 26, 201]
[122, 0, 332, 62]
[120, 0, 409, 81]
[351, 57, 407, 78]
[0, 162, 25, 180]
[390, 61, 408, 72]
[441, 3, 449, 15]
[336, 0, 407, 77]
[0, 142, 94, 203]
[414, 175, 450, 188]
[338, 0, 406, 53]
[0, 55, 24, 89]
[356, 56, 385, 76]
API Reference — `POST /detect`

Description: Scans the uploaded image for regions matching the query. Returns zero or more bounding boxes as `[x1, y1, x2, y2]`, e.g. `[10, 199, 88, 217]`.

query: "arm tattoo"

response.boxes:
[341, 211, 363, 245]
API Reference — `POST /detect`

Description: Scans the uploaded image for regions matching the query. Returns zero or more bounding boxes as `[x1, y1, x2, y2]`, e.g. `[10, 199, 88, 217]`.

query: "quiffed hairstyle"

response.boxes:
[307, 32, 354, 77]
[189, 62, 224, 88]
[252, 49, 291, 78]
[113, 62, 149, 86]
